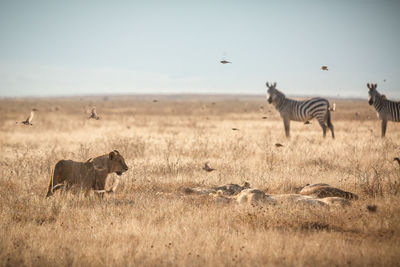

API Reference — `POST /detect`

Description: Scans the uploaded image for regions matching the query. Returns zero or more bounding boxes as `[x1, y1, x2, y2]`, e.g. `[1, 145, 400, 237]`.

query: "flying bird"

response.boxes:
[220, 52, 231, 64]
[262, 116, 268, 119]
[275, 143, 284, 148]
[18, 108, 38, 125]
[321, 66, 328, 71]
[89, 107, 100, 120]
[203, 162, 216, 172]
[232, 128, 239, 131]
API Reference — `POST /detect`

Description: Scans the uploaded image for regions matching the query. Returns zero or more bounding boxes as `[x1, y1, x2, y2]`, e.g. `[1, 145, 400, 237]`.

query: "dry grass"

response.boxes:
[1, 95, 400, 266]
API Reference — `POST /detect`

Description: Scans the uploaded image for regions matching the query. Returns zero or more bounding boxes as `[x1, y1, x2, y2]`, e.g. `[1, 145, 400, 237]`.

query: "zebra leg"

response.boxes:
[326, 111, 335, 139]
[381, 120, 387, 138]
[283, 118, 290, 138]
[317, 118, 327, 138]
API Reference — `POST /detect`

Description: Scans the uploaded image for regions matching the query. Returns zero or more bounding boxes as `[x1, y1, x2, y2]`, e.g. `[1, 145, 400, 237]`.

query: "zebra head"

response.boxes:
[266, 82, 278, 104]
[367, 83, 378, 105]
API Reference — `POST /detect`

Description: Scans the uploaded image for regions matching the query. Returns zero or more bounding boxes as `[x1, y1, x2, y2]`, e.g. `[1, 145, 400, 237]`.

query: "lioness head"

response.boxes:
[109, 150, 129, 176]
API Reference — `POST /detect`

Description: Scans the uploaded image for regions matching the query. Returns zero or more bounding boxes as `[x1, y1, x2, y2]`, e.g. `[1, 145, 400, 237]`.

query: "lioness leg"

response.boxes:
[94, 170, 108, 198]
[46, 163, 64, 197]
[46, 160, 69, 197]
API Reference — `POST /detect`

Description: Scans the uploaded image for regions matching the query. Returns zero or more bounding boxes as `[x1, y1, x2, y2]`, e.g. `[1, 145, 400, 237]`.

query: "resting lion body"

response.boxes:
[300, 183, 358, 200]
[46, 150, 128, 197]
[235, 189, 276, 205]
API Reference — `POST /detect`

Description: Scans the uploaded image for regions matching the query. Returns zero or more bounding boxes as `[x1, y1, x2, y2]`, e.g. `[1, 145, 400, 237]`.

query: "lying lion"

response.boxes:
[212, 191, 351, 208]
[183, 181, 250, 196]
[211, 188, 276, 205]
[213, 182, 251, 195]
[235, 189, 276, 205]
[300, 183, 358, 200]
[46, 150, 128, 197]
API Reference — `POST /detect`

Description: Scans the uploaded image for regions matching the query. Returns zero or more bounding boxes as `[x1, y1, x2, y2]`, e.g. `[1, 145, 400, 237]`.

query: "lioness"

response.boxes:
[300, 183, 358, 200]
[213, 182, 250, 195]
[183, 182, 250, 196]
[46, 150, 128, 197]
[235, 189, 276, 205]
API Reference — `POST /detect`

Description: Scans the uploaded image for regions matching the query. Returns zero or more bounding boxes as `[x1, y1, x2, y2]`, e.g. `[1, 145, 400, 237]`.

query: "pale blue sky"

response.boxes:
[0, 0, 399, 98]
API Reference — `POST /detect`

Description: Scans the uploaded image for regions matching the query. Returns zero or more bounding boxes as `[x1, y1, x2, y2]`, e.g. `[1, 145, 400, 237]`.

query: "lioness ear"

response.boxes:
[109, 151, 115, 160]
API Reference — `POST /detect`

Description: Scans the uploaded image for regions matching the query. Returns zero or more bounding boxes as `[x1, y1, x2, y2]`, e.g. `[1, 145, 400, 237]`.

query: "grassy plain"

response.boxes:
[1, 95, 400, 266]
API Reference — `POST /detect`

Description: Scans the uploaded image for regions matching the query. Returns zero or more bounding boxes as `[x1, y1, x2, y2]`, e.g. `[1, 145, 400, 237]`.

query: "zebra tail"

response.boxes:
[329, 101, 336, 112]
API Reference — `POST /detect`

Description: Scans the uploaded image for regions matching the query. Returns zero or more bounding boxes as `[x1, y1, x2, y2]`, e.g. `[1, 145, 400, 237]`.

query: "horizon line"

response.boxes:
[0, 92, 369, 101]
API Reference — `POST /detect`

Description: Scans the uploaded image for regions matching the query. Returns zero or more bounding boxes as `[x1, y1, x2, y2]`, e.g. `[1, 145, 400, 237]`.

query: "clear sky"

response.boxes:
[0, 0, 399, 98]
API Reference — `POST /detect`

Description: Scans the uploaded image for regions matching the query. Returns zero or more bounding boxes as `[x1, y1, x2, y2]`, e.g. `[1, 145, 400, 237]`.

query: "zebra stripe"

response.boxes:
[367, 83, 400, 137]
[266, 82, 334, 138]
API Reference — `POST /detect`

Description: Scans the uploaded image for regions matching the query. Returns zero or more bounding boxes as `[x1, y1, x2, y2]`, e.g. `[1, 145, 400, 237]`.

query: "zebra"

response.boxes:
[367, 83, 400, 137]
[266, 82, 335, 138]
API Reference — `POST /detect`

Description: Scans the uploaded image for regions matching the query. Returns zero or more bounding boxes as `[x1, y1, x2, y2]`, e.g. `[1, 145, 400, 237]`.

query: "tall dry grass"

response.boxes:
[0, 95, 400, 266]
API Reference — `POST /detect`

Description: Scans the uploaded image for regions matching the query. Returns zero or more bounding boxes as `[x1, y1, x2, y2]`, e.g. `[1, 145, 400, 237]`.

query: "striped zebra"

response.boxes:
[367, 83, 400, 137]
[266, 82, 335, 138]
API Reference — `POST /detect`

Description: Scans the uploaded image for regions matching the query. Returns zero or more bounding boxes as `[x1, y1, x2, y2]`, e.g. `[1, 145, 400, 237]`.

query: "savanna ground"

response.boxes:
[1, 95, 400, 266]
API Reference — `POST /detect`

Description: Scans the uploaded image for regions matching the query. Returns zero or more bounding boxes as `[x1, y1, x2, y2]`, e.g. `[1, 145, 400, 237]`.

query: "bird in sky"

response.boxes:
[220, 60, 232, 64]
[275, 143, 284, 148]
[321, 66, 328, 71]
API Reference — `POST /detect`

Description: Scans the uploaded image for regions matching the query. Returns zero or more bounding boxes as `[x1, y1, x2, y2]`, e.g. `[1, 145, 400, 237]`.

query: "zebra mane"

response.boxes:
[272, 87, 286, 98]
[373, 89, 384, 99]
[373, 89, 399, 105]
